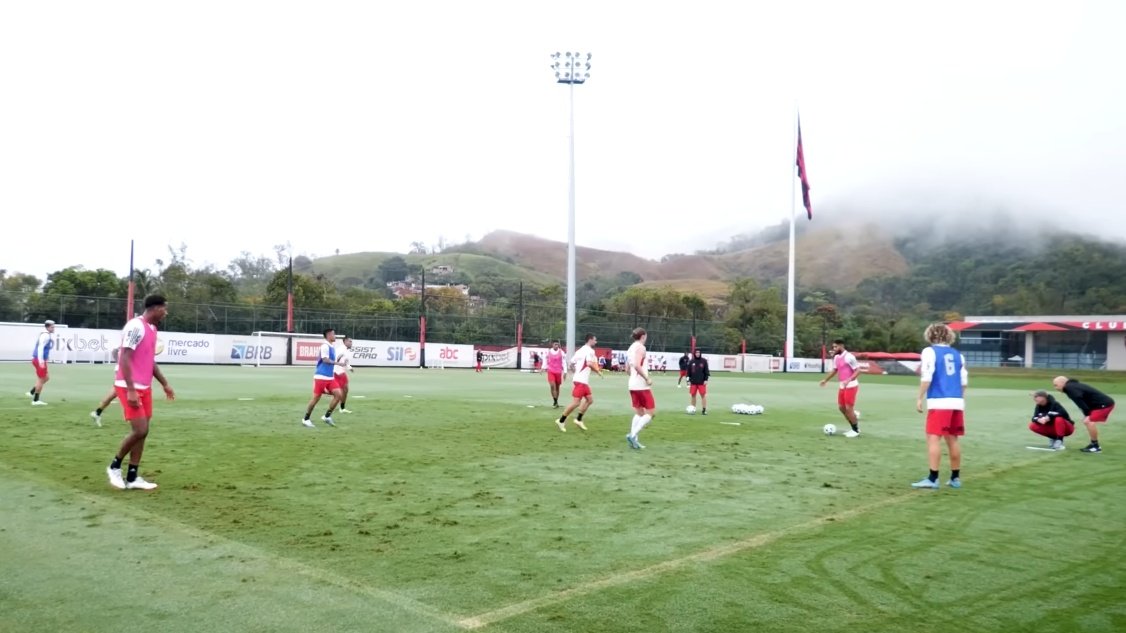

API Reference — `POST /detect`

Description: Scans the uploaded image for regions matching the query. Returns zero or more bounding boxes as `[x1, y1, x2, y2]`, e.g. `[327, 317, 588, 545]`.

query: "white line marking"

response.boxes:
[1025, 446, 1057, 451]
[457, 457, 1046, 630]
[720, 422, 741, 426]
[354, 395, 367, 399]
[237, 397, 255, 401]
[0, 464, 463, 630]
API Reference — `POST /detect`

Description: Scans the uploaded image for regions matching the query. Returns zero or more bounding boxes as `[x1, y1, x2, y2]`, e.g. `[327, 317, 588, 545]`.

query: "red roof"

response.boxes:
[946, 321, 976, 331]
[1011, 322, 1069, 332]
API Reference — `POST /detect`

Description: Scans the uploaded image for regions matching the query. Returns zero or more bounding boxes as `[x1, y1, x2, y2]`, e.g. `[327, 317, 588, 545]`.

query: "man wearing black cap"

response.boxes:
[1028, 390, 1074, 451]
[29, 320, 56, 406]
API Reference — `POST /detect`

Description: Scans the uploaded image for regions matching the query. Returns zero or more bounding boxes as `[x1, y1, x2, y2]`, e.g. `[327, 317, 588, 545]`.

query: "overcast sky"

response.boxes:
[2, 0, 1124, 280]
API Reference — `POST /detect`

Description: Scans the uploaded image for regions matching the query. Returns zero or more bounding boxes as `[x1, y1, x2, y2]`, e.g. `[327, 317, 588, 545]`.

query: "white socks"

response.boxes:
[629, 414, 653, 438]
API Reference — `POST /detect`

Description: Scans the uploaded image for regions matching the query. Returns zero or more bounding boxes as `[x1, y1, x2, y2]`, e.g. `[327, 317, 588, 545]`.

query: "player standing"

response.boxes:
[556, 334, 602, 431]
[819, 339, 862, 437]
[686, 349, 710, 415]
[626, 327, 656, 449]
[335, 336, 355, 413]
[105, 295, 175, 490]
[913, 323, 968, 489]
[476, 350, 484, 373]
[545, 340, 565, 408]
[1053, 375, 1115, 453]
[29, 320, 55, 406]
[677, 351, 690, 388]
[301, 328, 344, 428]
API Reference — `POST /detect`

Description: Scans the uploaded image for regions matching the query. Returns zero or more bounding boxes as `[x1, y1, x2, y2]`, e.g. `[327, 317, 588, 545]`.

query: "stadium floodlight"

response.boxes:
[550, 51, 591, 358]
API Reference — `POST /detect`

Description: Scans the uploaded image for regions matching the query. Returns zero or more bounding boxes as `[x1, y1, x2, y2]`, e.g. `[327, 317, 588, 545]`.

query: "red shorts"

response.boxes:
[313, 378, 340, 395]
[689, 383, 707, 396]
[630, 389, 656, 410]
[925, 409, 965, 436]
[572, 383, 592, 399]
[32, 359, 48, 379]
[547, 371, 563, 386]
[838, 386, 859, 407]
[679, 370, 687, 378]
[335, 372, 349, 388]
[1088, 405, 1114, 423]
[115, 386, 153, 420]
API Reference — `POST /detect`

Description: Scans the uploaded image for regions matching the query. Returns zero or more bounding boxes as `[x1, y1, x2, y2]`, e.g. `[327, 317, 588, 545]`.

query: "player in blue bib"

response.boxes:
[913, 323, 968, 490]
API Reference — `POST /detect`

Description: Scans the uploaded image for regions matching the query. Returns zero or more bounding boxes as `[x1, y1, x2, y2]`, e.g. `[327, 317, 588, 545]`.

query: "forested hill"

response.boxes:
[4, 217, 1126, 355]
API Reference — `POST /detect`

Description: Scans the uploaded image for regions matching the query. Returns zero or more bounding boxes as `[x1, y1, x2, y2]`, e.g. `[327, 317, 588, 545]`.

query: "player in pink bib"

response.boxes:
[106, 295, 175, 491]
[545, 341, 566, 408]
[819, 339, 862, 437]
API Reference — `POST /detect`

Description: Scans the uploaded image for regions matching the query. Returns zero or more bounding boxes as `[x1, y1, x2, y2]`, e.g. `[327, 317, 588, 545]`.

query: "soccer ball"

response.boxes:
[823, 423, 837, 436]
[686, 405, 697, 415]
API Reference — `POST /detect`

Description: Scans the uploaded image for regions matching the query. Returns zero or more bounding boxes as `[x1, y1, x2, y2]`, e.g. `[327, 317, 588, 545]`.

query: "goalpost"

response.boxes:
[245, 330, 334, 368]
[739, 353, 775, 373]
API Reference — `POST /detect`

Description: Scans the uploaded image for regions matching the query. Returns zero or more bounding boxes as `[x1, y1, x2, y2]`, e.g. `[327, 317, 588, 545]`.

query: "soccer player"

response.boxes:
[556, 333, 602, 431]
[819, 339, 862, 437]
[335, 335, 355, 413]
[1053, 376, 1115, 453]
[1028, 389, 1074, 451]
[626, 327, 656, 449]
[677, 351, 690, 388]
[29, 320, 55, 406]
[686, 349, 710, 415]
[545, 340, 565, 408]
[105, 295, 175, 491]
[301, 328, 345, 428]
[90, 387, 117, 427]
[913, 323, 968, 489]
[475, 350, 484, 373]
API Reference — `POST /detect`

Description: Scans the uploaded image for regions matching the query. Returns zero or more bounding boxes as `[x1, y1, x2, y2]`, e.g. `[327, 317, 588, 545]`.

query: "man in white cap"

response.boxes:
[29, 320, 56, 406]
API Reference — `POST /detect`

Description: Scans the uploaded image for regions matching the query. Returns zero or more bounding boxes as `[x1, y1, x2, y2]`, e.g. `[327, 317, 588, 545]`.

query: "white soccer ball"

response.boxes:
[686, 405, 697, 415]
[823, 423, 837, 436]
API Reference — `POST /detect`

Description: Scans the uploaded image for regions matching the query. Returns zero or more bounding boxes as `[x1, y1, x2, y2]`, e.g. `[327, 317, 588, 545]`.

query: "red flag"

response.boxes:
[796, 121, 812, 220]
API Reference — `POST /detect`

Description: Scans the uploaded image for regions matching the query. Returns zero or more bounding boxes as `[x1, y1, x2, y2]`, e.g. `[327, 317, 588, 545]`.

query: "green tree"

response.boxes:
[378, 256, 412, 283]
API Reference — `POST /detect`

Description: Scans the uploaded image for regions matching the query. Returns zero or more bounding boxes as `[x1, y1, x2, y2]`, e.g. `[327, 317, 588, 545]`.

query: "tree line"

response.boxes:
[4, 230, 1125, 354]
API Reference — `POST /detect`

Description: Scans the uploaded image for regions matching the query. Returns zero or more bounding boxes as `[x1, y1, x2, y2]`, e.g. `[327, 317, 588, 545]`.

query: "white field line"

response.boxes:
[458, 457, 1045, 630]
[0, 464, 462, 630]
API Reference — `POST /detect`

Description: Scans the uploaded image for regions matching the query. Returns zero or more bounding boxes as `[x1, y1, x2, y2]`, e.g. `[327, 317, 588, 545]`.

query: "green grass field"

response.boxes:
[2, 365, 1125, 633]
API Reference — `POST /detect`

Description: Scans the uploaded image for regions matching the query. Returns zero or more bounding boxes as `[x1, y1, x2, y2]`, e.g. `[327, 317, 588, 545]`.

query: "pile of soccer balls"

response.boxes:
[729, 403, 765, 415]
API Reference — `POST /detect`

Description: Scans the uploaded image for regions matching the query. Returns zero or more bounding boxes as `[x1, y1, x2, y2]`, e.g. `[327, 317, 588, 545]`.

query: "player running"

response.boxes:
[335, 335, 355, 413]
[301, 328, 345, 428]
[677, 351, 690, 388]
[555, 334, 602, 431]
[105, 295, 175, 491]
[819, 339, 862, 437]
[545, 340, 566, 408]
[626, 327, 656, 449]
[29, 320, 55, 406]
[90, 387, 117, 427]
[912, 323, 968, 489]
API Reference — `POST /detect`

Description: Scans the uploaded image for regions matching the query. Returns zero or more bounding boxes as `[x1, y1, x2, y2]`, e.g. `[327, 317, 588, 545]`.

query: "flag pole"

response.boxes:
[126, 239, 135, 322]
[286, 256, 294, 333]
[784, 111, 798, 371]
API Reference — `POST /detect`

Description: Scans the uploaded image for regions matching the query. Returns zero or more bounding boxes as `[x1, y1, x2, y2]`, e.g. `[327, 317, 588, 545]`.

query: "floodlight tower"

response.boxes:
[550, 51, 591, 357]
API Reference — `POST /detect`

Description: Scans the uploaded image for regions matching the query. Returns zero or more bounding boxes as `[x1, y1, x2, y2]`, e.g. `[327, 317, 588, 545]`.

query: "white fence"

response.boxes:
[0, 323, 823, 372]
